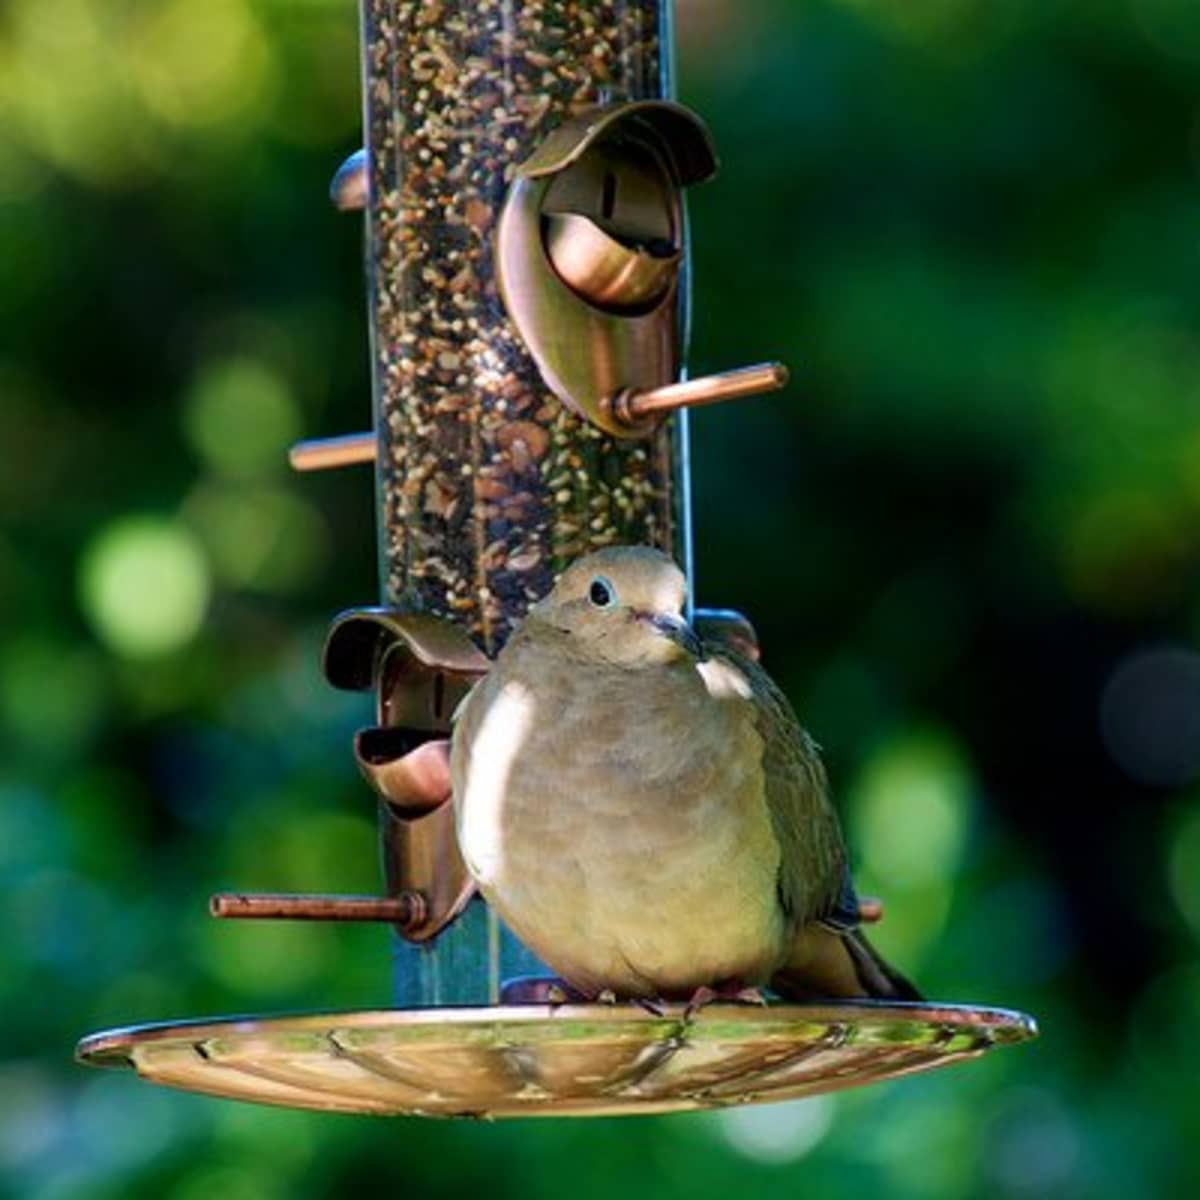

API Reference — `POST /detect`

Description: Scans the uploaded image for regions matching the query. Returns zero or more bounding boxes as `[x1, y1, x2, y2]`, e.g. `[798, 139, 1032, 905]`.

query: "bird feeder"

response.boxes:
[77, 0, 1035, 1116]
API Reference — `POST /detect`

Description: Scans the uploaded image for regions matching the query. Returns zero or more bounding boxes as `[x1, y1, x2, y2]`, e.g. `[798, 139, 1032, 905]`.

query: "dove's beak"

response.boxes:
[644, 611, 704, 659]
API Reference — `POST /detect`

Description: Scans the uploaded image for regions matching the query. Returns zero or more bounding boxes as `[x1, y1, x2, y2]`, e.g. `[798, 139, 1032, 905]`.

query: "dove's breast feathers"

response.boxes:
[451, 628, 836, 997]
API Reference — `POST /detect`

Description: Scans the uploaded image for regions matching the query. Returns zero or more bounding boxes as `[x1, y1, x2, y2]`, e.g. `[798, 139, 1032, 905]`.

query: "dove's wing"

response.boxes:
[708, 647, 848, 928]
[708, 645, 923, 1001]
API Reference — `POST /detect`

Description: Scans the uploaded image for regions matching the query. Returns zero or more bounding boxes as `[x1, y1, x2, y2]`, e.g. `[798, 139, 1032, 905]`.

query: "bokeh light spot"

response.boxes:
[128, 0, 277, 130]
[199, 918, 331, 998]
[1059, 489, 1189, 618]
[715, 1096, 834, 1163]
[848, 729, 973, 967]
[213, 1102, 319, 1172]
[0, 637, 106, 757]
[183, 358, 300, 480]
[828, 0, 1019, 50]
[75, 1072, 177, 1170]
[79, 517, 211, 659]
[1130, 961, 1200, 1084]
[850, 1084, 977, 1197]
[851, 728, 973, 887]
[170, 1164, 284, 1200]
[0, 0, 160, 186]
[184, 482, 327, 592]
[1167, 803, 1200, 935]
[0, 1061, 61, 1169]
[0, 783, 66, 877]
[223, 808, 377, 896]
[1100, 647, 1200, 787]
[983, 1088, 1081, 1195]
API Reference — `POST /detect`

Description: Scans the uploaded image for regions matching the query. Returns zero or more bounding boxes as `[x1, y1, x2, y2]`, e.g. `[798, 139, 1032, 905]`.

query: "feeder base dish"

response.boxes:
[77, 1000, 1036, 1118]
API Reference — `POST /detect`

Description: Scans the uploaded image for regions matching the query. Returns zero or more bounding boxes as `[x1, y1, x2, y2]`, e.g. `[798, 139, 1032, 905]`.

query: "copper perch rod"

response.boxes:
[289, 362, 789, 470]
[289, 432, 377, 471]
[210, 891, 426, 927]
[612, 361, 789, 427]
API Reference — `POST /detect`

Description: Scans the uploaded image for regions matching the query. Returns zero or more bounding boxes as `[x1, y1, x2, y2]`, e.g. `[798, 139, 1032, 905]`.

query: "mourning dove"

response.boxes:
[450, 545, 919, 1005]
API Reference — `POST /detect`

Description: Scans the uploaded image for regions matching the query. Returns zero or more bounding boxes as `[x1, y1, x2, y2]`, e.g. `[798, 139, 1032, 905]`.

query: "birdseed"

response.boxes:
[363, 0, 683, 654]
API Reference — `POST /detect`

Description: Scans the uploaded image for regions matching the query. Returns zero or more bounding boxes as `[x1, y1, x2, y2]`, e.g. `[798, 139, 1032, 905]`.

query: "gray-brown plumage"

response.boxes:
[450, 546, 918, 1003]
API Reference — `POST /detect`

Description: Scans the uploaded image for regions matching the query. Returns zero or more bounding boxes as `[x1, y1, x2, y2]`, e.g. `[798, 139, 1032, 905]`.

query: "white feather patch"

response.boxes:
[697, 657, 753, 701]
[458, 679, 535, 886]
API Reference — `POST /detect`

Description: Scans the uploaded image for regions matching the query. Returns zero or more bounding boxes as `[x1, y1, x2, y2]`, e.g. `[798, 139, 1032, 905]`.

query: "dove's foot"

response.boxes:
[500, 975, 588, 1005]
[683, 982, 769, 1022]
[633, 996, 669, 1017]
[586, 988, 668, 1016]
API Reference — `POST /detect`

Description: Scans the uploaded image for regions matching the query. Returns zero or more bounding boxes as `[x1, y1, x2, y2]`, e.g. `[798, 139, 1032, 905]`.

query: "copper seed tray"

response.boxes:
[77, 1000, 1036, 1119]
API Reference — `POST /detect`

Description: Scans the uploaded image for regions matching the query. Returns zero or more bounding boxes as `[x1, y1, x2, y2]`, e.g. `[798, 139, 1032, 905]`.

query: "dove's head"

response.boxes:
[528, 545, 701, 666]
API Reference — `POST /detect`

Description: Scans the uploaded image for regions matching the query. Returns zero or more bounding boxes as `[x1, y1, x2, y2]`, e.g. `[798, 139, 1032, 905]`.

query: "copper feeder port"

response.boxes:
[543, 212, 680, 313]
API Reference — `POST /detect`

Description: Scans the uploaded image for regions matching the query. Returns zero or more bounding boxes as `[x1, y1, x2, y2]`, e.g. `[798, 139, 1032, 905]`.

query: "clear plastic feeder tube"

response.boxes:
[358, 0, 690, 1005]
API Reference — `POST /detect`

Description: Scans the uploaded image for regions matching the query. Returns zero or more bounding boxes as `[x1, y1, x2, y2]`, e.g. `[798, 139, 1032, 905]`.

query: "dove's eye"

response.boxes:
[588, 576, 617, 608]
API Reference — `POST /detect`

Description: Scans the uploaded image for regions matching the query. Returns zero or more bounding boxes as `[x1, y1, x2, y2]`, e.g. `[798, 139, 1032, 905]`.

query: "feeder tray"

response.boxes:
[76, 1001, 1036, 1119]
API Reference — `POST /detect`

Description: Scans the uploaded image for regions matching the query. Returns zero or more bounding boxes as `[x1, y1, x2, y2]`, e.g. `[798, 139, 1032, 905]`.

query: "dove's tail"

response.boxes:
[840, 929, 923, 1000]
[771, 926, 923, 1002]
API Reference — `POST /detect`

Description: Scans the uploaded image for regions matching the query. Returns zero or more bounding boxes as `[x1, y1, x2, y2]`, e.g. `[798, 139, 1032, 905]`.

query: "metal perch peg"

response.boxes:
[210, 891, 428, 929]
[329, 148, 367, 212]
[606, 361, 789, 431]
[289, 431, 376, 471]
[286, 363, 788, 471]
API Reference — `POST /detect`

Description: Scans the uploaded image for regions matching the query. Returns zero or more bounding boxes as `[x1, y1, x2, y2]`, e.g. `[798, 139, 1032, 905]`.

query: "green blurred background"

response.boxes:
[3, 0, 1200, 1195]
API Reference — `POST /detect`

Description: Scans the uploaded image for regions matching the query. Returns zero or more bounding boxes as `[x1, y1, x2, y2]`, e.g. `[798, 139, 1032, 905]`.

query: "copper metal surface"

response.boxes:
[544, 212, 680, 313]
[608, 362, 790, 428]
[496, 101, 714, 438]
[289, 432, 375, 472]
[77, 1001, 1037, 1119]
[693, 607, 761, 662]
[354, 733, 452, 817]
[324, 609, 490, 691]
[321, 611, 487, 942]
[497, 104, 791, 439]
[210, 892, 427, 928]
[518, 101, 717, 185]
[206, 887, 882, 930]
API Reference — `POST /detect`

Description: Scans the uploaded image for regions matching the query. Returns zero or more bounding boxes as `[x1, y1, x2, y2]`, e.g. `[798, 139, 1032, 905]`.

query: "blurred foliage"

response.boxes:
[2, 0, 1200, 1196]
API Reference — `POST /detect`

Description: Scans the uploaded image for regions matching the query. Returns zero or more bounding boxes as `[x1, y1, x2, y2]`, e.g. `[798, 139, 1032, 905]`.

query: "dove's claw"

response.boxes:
[684, 981, 769, 1021]
[634, 996, 669, 1017]
[732, 986, 769, 1007]
[595, 988, 618, 1006]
